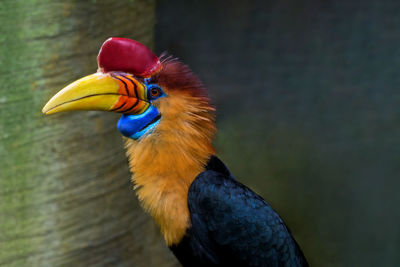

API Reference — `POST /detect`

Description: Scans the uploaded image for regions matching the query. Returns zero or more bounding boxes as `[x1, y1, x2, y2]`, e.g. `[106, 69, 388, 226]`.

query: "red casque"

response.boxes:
[97, 37, 161, 77]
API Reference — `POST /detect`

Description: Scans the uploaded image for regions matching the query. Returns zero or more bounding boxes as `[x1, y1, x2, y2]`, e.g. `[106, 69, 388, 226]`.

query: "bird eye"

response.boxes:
[147, 85, 163, 100]
[151, 88, 160, 97]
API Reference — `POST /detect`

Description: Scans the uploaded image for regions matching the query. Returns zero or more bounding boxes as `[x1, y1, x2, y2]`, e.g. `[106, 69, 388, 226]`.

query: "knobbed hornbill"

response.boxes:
[43, 38, 308, 267]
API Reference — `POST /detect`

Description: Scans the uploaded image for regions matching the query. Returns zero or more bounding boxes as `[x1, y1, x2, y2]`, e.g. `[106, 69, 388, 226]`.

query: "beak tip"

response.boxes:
[42, 105, 50, 115]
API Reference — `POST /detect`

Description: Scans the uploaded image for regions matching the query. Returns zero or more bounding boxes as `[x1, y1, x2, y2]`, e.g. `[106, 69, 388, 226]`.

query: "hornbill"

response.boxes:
[43, 38, 308, 267]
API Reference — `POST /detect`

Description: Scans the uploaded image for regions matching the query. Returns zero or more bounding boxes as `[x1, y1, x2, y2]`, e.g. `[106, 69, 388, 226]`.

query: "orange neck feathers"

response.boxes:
[124, 60, 216, 245]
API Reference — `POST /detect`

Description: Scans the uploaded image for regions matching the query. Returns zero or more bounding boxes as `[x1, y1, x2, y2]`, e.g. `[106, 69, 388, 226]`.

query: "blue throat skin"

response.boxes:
[117, 81, 164, 140]
[117, 105, 161, 139]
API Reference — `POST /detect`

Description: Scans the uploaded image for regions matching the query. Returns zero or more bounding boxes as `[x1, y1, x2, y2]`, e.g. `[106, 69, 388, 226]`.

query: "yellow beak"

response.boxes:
[42, 72, 150, 115]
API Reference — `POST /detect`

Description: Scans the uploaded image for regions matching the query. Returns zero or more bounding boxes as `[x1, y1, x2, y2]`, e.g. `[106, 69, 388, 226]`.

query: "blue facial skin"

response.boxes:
[117, 82, 165, 140]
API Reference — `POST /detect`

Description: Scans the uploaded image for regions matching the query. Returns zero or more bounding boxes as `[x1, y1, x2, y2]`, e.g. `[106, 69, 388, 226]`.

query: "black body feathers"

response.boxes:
[170, 156, 308, 267]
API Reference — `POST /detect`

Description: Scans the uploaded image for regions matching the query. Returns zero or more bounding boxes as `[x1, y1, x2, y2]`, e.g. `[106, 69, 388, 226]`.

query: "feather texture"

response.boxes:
[171, 156, 309, 267]
[125, 59, 216, 245]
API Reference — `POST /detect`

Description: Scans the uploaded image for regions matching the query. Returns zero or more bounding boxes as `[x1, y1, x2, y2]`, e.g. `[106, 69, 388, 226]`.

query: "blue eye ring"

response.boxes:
[147, 84, 164, 100]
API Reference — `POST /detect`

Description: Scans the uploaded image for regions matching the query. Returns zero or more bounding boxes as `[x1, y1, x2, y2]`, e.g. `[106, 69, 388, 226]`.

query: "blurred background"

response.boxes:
[1, 0, 399, 266]
[156, 1, 400, 266]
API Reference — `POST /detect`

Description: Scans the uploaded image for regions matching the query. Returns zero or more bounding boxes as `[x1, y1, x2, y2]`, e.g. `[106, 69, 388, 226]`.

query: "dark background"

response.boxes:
[156, 1, 400, 266]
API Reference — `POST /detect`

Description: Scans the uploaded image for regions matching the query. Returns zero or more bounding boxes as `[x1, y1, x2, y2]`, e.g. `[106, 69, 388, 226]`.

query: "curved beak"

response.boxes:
[42, 72, 149, 115]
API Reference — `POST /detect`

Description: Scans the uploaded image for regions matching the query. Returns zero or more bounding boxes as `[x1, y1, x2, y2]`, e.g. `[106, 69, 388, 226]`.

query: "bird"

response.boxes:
[42, 37, 309, 267]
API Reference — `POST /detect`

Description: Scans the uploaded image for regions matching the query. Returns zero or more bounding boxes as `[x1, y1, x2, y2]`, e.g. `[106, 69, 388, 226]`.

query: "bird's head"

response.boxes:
[43, 38, 216, 245]
[43, 38, 215, 142]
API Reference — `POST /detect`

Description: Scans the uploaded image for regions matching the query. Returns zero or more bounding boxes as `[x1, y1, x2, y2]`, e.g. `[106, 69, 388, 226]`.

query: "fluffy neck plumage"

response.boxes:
[124, 91, 215, 246]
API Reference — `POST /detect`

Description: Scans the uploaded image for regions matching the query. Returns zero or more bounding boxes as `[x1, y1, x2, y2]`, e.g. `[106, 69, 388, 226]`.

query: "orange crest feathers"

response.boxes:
[125, 57, 217, 245]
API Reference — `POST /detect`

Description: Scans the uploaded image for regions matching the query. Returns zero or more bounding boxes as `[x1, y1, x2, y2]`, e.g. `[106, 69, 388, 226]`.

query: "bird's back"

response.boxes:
[170, 156, 308, 267]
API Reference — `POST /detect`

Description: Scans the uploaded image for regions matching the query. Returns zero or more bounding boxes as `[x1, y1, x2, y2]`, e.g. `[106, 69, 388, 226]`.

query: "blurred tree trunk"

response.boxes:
[0, 1, 178, 266]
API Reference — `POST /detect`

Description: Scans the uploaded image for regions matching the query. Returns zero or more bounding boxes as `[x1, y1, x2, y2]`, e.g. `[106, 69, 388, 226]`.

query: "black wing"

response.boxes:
[186, 156, 308, 267]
